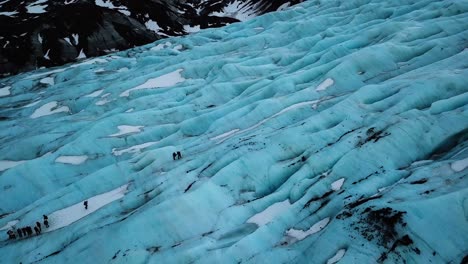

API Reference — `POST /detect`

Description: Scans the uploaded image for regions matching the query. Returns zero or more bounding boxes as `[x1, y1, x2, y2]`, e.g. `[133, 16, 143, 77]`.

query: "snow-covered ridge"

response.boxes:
[0, 0, 467, 263]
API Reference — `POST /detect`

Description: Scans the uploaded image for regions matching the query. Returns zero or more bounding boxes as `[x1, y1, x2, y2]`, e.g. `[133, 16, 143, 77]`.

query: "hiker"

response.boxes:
[21, 228, 27, 236]
[172, 152, 177, 160]
[36, 221, 41, 232]
[177, 151, 182, 159]
[17, 228, 23, 238]
[84, 200, 88, 210]
[34, 226, 40, 235]
[27, 226, 33, 236]
[7, 230, 16, 239]
[44, 219, 49, 228]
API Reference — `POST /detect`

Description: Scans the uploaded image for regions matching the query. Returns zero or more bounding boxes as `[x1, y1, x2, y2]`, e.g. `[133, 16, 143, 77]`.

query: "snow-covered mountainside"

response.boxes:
[0, 0, 301, 76]
[1, 0, 468, 263]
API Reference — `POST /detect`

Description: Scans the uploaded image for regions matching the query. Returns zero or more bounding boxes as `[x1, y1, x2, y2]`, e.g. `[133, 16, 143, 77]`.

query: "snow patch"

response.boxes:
[45, 184, 129, 232]
[331, 178, 345, 191]
[0, 160, 26, 172]
[184, 24, 201, 33]
[84, 89, 104, 98]
[451, 157, 468, 172]
[39, 77, 54, 85]
[0, 220, 19, 231]
[55, 155, 88, 165]
[77, 49, 86, 59]
[145, 20, 161, 33]
[316, 78, 334, 91]
[0, 86, 11, 97]
[112, 141, 158, 156]
[327, 249, 346, 264]
[44, 49, 51, 60]
[0, 11, 18, 16]
[286, 217, 330, 241]
[30, 101, 70, 119]
[109, 125, 144, 137]
[277, 2, 290, 11]
[120, 69, 185, 97]
[247, 200, 291, 226]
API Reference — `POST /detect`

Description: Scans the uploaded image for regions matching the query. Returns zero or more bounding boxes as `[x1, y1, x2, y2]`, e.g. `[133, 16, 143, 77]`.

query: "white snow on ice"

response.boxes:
[39, 77, 54, 85]
[45, 184, 129, 232]
[331, 178, 345, 191]
[55, 155, 88, 165]
[30, 101, 70, 119]
[120, 69, 185, 97]
[109, 125, 144, 137]
[0, 86, 11, 97]
[247, 200, 292, 226]
[112, 141, 158, 156]
[84, 89, 104, 98]
[316, 78, 334, 91]
[0, 220, 19, 231]
[286, 217, 330, 241]
[0, 160, 27, 172]
[327, 249, 346, 264]
[451, 157, 468, 172]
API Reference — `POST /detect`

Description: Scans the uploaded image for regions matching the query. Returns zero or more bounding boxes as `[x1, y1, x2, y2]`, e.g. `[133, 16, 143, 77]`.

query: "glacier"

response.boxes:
[0, 0, 468, 263]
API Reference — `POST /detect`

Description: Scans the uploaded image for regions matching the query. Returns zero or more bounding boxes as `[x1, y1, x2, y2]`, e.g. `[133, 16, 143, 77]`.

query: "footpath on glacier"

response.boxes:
[0, 0, 467, 263]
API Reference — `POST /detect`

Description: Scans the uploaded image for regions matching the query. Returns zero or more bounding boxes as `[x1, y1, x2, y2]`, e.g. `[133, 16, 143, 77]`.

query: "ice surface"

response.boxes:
[0, 0, 467, 263]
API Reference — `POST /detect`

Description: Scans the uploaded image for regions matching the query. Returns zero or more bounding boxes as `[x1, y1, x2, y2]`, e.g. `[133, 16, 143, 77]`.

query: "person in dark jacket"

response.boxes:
[84, 200, 88, 210]
[177, 151, 182, 159]
[44, 219, 49, 228]
[172, 152, 177, 160]
[27, 226, 33, 236]
[7, 230, 16, 239]
[34, 226, 40, 235]
[36, 221, 41, 232]
[17, 228, 23, 238]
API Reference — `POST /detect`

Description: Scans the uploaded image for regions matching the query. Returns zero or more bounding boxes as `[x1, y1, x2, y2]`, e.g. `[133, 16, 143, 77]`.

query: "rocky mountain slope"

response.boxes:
[0, 0, 301, 76]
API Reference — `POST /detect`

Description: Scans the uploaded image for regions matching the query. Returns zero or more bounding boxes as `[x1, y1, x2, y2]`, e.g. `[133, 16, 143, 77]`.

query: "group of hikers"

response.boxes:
[6, 215, 49, 240]
[6, 200, 90, 240]
[172, 151, 182, 160]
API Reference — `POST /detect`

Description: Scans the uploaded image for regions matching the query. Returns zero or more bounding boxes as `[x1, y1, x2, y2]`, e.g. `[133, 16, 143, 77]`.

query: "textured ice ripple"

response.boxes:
[0, 0, 467, 263]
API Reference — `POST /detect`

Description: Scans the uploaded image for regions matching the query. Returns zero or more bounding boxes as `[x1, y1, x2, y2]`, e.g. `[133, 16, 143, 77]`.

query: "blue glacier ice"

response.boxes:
[0, 0, 467, 263]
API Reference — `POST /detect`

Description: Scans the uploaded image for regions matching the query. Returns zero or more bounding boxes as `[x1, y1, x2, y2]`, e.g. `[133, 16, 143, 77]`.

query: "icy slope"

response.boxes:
[0, 0, 468, 263]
